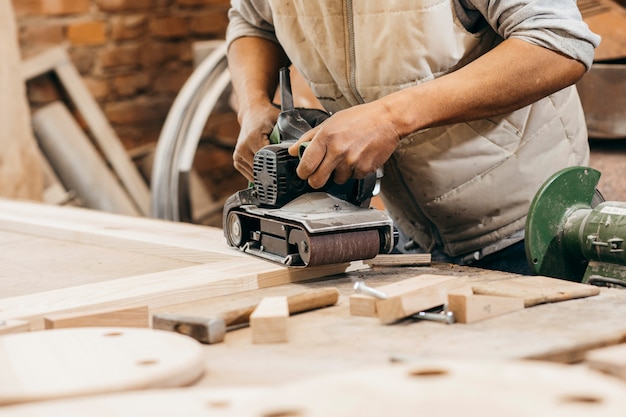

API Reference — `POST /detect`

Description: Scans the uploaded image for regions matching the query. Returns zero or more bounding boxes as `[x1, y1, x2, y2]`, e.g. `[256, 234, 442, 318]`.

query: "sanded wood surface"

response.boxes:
[0, 327, 205, 406]
[2, 359, 626, 416]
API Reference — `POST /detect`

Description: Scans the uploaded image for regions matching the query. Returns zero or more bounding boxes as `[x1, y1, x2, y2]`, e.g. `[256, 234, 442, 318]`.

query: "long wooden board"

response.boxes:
[0, 199, 364, 330]
[472, 276, 601, 307]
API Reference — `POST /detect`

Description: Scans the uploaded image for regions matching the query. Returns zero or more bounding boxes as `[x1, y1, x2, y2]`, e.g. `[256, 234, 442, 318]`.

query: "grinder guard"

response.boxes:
[525, 166, 626, 285]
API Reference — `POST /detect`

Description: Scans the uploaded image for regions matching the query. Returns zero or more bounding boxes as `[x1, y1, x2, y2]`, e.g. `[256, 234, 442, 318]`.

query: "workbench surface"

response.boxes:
[1, 198, 626, 415]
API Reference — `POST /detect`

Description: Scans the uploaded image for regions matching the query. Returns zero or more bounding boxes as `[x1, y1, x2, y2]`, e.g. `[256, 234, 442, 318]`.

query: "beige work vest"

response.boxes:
[268, 0, 590, 256]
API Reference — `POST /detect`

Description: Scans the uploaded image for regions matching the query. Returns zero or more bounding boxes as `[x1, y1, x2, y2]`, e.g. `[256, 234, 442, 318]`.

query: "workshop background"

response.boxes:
[8, 0, 626, 224]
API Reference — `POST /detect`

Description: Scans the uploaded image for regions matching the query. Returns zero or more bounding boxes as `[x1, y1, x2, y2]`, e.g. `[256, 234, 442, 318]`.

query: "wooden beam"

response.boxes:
[0, 198, 236, 263]
[471, 276, 600, 307]
[0, 260, 361, 331]
[363, 253, 431, 267]
[0, 320, 29, 335]
[0, 1, 44, 201]
[584, 343, 626, 382]
[21, 46, 67, 80]
[250, 297, 289, 344]
[375, 276, 468, 324]
[32, 102, 140, 216]
[447, 288, 525, 324]
[350, 274, 463, 317]
[21, 46, 151, 216]
[44, 306, 150, 330]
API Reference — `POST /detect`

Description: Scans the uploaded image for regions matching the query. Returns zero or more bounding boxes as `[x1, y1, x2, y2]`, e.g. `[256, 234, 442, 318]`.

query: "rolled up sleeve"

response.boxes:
[467, 0, 601, 70]
[226, 0, 279, 48]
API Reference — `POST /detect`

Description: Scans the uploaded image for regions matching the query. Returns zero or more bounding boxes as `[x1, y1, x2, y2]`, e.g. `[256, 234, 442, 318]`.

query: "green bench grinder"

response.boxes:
[525, 166, 626, 286]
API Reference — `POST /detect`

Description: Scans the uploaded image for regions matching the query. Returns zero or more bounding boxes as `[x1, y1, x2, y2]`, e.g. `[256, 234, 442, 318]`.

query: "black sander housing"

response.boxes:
[223, 68, 394, 267]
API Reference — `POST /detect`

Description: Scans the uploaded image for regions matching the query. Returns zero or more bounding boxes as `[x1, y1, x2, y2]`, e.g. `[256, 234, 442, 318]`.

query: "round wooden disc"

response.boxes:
[2, 359, 626, 416]
[0, 327, 205, 406]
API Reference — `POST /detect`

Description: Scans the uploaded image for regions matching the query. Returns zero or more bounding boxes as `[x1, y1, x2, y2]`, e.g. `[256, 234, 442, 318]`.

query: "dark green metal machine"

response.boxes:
[525, 166, 626, 286]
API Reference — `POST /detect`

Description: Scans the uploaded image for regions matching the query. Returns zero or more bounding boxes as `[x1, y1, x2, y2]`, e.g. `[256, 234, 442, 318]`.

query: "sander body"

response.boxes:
[223, 68, 394, 267]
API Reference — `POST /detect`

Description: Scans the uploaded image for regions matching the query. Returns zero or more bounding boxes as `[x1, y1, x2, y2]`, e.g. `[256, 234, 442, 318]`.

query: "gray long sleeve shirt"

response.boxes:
[227, 0, 600, 70]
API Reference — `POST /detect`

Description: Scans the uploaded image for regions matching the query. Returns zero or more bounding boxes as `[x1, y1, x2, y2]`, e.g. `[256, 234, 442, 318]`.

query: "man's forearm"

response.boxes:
[381, 38, 587, 137]
[227, 36, 290, 115]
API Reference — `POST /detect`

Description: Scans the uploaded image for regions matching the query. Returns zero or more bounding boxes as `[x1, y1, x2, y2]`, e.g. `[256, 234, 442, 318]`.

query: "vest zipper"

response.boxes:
[345, 0, 365, 104]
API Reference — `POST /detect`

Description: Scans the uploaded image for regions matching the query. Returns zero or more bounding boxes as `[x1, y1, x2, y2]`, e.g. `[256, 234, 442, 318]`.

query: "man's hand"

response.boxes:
[288, 101, 401, 189]
[233, 103, 280, 181]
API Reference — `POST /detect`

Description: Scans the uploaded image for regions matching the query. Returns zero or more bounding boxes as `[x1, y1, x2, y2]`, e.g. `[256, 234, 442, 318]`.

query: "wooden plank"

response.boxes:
[0, 320, 29, 335]
[54, 55, 151, 215]
[0, 1, 44, 201]
[21, 45, 67, 80]
[375, 276, 469, 324]
[471, 276, 601, 307]
[250, 297, 289, 344]
[350, 274, 463, 317]
[44, 306, 150, 329]
[447, 288, 525, 324]
[22, 46, 150, 216]
[32, 101, 140, 216]
[0, 260, 360, 331]
[584, 343, 626, 381]
[580, 0, 626, 61]
[0, 198, 237, 263]
[363, 253, 431, 267]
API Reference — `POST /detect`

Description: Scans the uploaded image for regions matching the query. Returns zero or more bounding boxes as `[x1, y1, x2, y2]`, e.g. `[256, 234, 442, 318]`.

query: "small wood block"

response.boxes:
[585, 343, 626, 382]
[471, 276, 600, 307]
[375, 276, 468, 324]
[350, 274, 462, 317]
[364, 253, 431, 267]
[43, 306, 150, 329]
[0, 320, 30, 335]
[250, 297, 289, 344]
[447, 288, 525, 324]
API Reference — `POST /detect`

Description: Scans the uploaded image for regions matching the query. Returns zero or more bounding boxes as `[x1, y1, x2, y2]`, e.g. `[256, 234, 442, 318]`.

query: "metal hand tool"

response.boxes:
[152, 287, 339, 344]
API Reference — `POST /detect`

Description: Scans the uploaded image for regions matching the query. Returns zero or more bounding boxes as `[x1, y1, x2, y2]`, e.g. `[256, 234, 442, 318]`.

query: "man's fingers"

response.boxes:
[288, 128, 315, 157]
[295, 138, 326, 183]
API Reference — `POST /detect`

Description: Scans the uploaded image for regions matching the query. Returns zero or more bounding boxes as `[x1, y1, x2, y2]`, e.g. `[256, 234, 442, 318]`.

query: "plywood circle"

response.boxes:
[0, 327, 205, 406]
[2, 359, 626, 416]
[245, 359, 626, 417]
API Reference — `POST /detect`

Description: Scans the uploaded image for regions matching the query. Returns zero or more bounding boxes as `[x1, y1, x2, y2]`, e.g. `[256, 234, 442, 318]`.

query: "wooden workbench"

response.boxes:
[1, 198, 626, 415]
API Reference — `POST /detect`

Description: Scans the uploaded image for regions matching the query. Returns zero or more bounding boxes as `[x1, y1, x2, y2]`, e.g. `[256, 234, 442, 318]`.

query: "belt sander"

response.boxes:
[525, 166, 626, 286]
[223, 68, 394, 267]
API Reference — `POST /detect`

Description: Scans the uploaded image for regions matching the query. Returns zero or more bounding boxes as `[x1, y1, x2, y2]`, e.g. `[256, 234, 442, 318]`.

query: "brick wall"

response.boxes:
[13, 0, 245, 224]
[14, 0, 231, 153]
